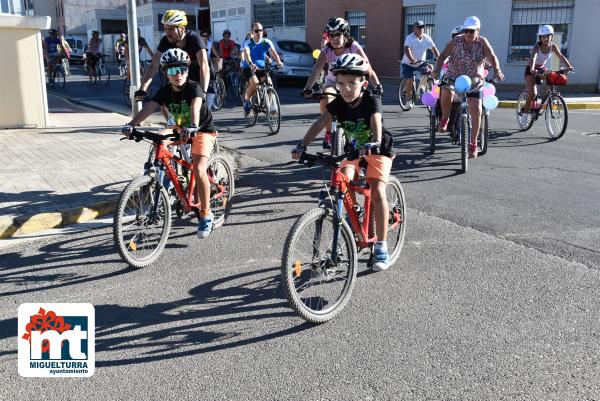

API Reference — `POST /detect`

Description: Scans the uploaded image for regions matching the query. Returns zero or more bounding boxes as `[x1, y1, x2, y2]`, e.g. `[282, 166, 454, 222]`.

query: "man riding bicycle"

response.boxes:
[218, 30, 238, 80]
[402, 20, 440, 108]
[43, 29, 67, 81]
[241, 22, 283, 116]
[292, 54, 395, 271]
[135, 9, 210, 100]
[115, 33, 127, 64]
[85, 30, 102, 78]
[123, 48, 217, 239]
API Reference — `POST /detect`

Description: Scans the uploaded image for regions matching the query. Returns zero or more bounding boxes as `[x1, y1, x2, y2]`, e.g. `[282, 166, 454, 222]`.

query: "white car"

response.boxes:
[65, 36, 85, 64]
[271, 39, 314, 79]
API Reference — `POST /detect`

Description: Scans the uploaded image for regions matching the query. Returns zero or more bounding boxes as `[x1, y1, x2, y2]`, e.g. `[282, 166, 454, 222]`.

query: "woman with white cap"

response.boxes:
[518, 24, 574, 123]
[433, 16, 504, 159]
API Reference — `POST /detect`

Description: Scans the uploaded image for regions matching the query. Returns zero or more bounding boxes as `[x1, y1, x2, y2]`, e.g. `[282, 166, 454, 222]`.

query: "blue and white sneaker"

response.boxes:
[243, 100, 252, 114]
[372, 242, 390, 272]
[197, 211, 214, 239]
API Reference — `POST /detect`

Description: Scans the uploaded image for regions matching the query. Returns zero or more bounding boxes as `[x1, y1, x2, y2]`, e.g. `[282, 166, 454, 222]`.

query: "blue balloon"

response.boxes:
[455, 75, 472, 93]
[483, 95, 499, 110]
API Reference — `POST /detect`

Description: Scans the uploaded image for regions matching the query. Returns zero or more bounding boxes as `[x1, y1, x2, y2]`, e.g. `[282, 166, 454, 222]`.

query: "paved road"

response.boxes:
[2, 70, 600, 400]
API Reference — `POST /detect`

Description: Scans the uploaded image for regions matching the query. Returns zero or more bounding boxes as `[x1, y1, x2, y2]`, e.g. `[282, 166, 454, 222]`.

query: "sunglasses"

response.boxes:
[253, 29, 263, 33]
[539, 34, 551, 39]
[201, 34, 209, 37]
[464, 29, 476, 34]
[329, 32, 343, 38]
[166, 66, 188, 76]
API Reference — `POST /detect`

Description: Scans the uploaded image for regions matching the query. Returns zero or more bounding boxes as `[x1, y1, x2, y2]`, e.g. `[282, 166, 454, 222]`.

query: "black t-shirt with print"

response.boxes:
[151, 80, 215, 131]
[157, 31, 207, 83]
[326, 91, 394, 158]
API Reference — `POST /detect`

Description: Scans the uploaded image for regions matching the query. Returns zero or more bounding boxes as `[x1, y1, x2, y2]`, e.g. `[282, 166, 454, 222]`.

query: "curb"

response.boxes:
[498, 101, 600, 110]
[0, 199, 118, 240]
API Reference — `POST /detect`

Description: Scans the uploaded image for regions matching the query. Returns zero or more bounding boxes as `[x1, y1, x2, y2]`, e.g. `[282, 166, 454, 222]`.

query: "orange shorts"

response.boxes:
[341, 154, 393, 184]
[190, 132, 217, 158]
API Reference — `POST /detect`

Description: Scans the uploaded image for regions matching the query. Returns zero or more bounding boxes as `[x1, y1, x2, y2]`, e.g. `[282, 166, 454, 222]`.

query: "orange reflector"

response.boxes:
[129, 240, 137, 251]
[293, 260, 302, 277]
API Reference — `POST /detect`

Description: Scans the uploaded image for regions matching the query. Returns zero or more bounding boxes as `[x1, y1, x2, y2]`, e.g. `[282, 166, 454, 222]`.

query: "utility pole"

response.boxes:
[126, 0, 142, 115]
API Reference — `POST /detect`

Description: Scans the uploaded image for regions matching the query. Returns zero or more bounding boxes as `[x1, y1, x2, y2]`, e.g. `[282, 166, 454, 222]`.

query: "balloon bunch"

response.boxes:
[482, 81, 498, 110]
[420, 83, 441, 107]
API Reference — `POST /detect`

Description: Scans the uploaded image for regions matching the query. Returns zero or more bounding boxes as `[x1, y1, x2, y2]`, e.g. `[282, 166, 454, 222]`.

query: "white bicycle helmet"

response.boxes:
[537, 24, 554, 36]
[451, 25, 463, 37]
[161, 9, 188, 27]
[331, 53, 369, 76]
[160, 48, 190, 67]
[326, 17, 349, 33]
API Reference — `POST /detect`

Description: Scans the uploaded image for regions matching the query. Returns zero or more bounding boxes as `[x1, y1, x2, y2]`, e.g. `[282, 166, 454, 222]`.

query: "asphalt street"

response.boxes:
[1, 66, 600, 400]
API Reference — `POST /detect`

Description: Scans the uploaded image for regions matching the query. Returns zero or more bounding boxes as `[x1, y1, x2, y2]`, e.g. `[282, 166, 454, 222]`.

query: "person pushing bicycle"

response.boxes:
[122, 48, 218, 239]
[292, 54, 395, 271]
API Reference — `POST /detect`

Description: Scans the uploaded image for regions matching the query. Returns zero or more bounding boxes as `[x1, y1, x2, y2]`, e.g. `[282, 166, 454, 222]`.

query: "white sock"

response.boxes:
[375, 241, 387, 251]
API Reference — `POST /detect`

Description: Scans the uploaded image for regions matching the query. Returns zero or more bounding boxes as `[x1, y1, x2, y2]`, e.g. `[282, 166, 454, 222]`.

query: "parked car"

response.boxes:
[270, 39, 314, 79]
[65, 36, 85, 64]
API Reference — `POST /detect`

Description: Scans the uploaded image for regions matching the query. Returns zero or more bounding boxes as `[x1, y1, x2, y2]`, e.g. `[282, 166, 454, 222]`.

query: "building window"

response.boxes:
[508, 0, 574, 63]
[403, 6, 435, 40]
[346, 10, 366, 48]
[158, 14, 197, 31]
[253, 0, 305, 28]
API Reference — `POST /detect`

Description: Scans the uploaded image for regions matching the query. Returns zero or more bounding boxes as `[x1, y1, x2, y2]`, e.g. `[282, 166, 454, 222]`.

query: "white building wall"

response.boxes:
[64, 0, 126, 35]
[209, 0, 252, 44]
[403, 0, 600, 88]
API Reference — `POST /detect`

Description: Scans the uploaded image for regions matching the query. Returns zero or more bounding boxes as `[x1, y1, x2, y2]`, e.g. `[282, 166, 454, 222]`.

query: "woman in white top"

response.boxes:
[521, 24, 574, 116]
[303, 17, 382, 148]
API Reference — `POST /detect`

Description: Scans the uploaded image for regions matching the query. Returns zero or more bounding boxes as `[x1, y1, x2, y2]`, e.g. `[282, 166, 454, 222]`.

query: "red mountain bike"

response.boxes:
[281, 127, 407, 323]
[113, 128, 235, 268]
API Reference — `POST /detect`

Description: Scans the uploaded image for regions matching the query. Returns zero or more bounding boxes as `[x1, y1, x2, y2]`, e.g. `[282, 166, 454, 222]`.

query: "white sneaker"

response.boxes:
[519, 113, 529, 126]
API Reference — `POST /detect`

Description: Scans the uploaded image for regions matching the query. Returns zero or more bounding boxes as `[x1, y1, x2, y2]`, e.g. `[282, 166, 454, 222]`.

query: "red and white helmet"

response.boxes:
[537, 24, 554, 36]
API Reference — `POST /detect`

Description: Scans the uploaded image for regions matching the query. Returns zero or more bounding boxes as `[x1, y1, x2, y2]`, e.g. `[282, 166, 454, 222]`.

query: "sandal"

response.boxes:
[438, 118, 449, 133]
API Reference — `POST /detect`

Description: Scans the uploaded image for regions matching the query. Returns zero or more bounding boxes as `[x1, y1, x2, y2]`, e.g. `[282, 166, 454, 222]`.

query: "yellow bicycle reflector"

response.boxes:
[129, 240, 137, 251]
[293, 260, 302, 277]
[312, 49, 321, 60]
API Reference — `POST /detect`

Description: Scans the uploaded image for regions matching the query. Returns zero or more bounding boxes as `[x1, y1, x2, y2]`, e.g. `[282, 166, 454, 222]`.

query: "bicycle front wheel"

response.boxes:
[281, 207, 358, 324]
[207, 153, 235, 230]
[113, 175, 172, 268]
[398, 77, 413, 111]
[213, 76, 225, 111]
[545, 95, 568, 140]
[460, 114, 469, 174]
[516, 91, 534, 131]
[123, 79, 132, 106]
[385, 177, 407, 267]
[265, 87, 281, 134]
[332, 127, 346, 157]
[99, 63, 111, 86]
[478, 112, 489, 156]
[429, 107, 437, 155]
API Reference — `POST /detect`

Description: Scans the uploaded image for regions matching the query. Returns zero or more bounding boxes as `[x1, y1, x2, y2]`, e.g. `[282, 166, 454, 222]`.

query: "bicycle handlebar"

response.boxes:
[122, 127, 192, 143]
[294, 152, 348, 168]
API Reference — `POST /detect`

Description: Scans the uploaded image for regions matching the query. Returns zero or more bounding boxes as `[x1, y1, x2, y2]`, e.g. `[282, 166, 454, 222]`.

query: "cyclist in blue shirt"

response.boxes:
[241, 22, 283, 115]
[43, 29, 66, 81]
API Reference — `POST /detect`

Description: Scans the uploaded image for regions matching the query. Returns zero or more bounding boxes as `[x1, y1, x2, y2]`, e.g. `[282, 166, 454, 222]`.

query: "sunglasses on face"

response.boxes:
[166, 66, 188, 76]
[540, 34, 551, 39]
[464, 29, 476, 34]
[253, 29, 263, 33]
[329, 32, 343, 38]
[201, 34, 209, 37]
[415, 26, 425, 29]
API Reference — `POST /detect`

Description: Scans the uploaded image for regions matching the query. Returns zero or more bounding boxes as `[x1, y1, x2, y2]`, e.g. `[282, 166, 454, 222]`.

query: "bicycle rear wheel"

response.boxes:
[460, 114, 469, 174]
[207, 153, 235, 230]
[265, 87, 281, 134]
[385, 177, 407, 267]
[398, 77, 413, 111]
[545, 94, 568, 140]
[516, 90, 535, 131]
[113, 175, 172, 268]
[281, 207, 358, 324]
[98, 63, 111, 86]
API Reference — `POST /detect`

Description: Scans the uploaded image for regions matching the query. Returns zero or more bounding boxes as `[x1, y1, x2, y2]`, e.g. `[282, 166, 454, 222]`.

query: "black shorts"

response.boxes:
[86, 52, 100, 66]
[524, 66, 544, 85]
[242, 67, 268, 82]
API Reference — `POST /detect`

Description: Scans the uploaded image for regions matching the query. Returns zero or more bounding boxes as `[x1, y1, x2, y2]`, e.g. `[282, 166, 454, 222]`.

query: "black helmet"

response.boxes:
[223, 29, 231, 36]
[326, 17, 349, 34]
[92, 30, 99, 35]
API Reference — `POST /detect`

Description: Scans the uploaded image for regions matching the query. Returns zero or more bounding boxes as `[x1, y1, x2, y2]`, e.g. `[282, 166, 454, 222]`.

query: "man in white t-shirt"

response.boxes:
[402, 20, 440, 107]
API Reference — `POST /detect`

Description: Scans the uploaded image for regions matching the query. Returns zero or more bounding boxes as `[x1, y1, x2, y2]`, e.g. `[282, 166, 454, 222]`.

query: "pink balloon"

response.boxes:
[482, 82, 496, 97]
[431, 84, 440, 98]
[421, 91, 436, 107]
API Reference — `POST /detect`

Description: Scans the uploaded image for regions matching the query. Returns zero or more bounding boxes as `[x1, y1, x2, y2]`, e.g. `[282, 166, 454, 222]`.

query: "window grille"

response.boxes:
[346, 10, 366, 48]
[402, 6, 436, 59]
[253, 0, 305, 28]
[508, 0, 574, 62]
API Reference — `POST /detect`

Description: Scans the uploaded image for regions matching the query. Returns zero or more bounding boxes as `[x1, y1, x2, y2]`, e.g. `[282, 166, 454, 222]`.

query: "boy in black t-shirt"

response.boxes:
[124, 48, 218, 239]
[292, 54, 395, 271]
